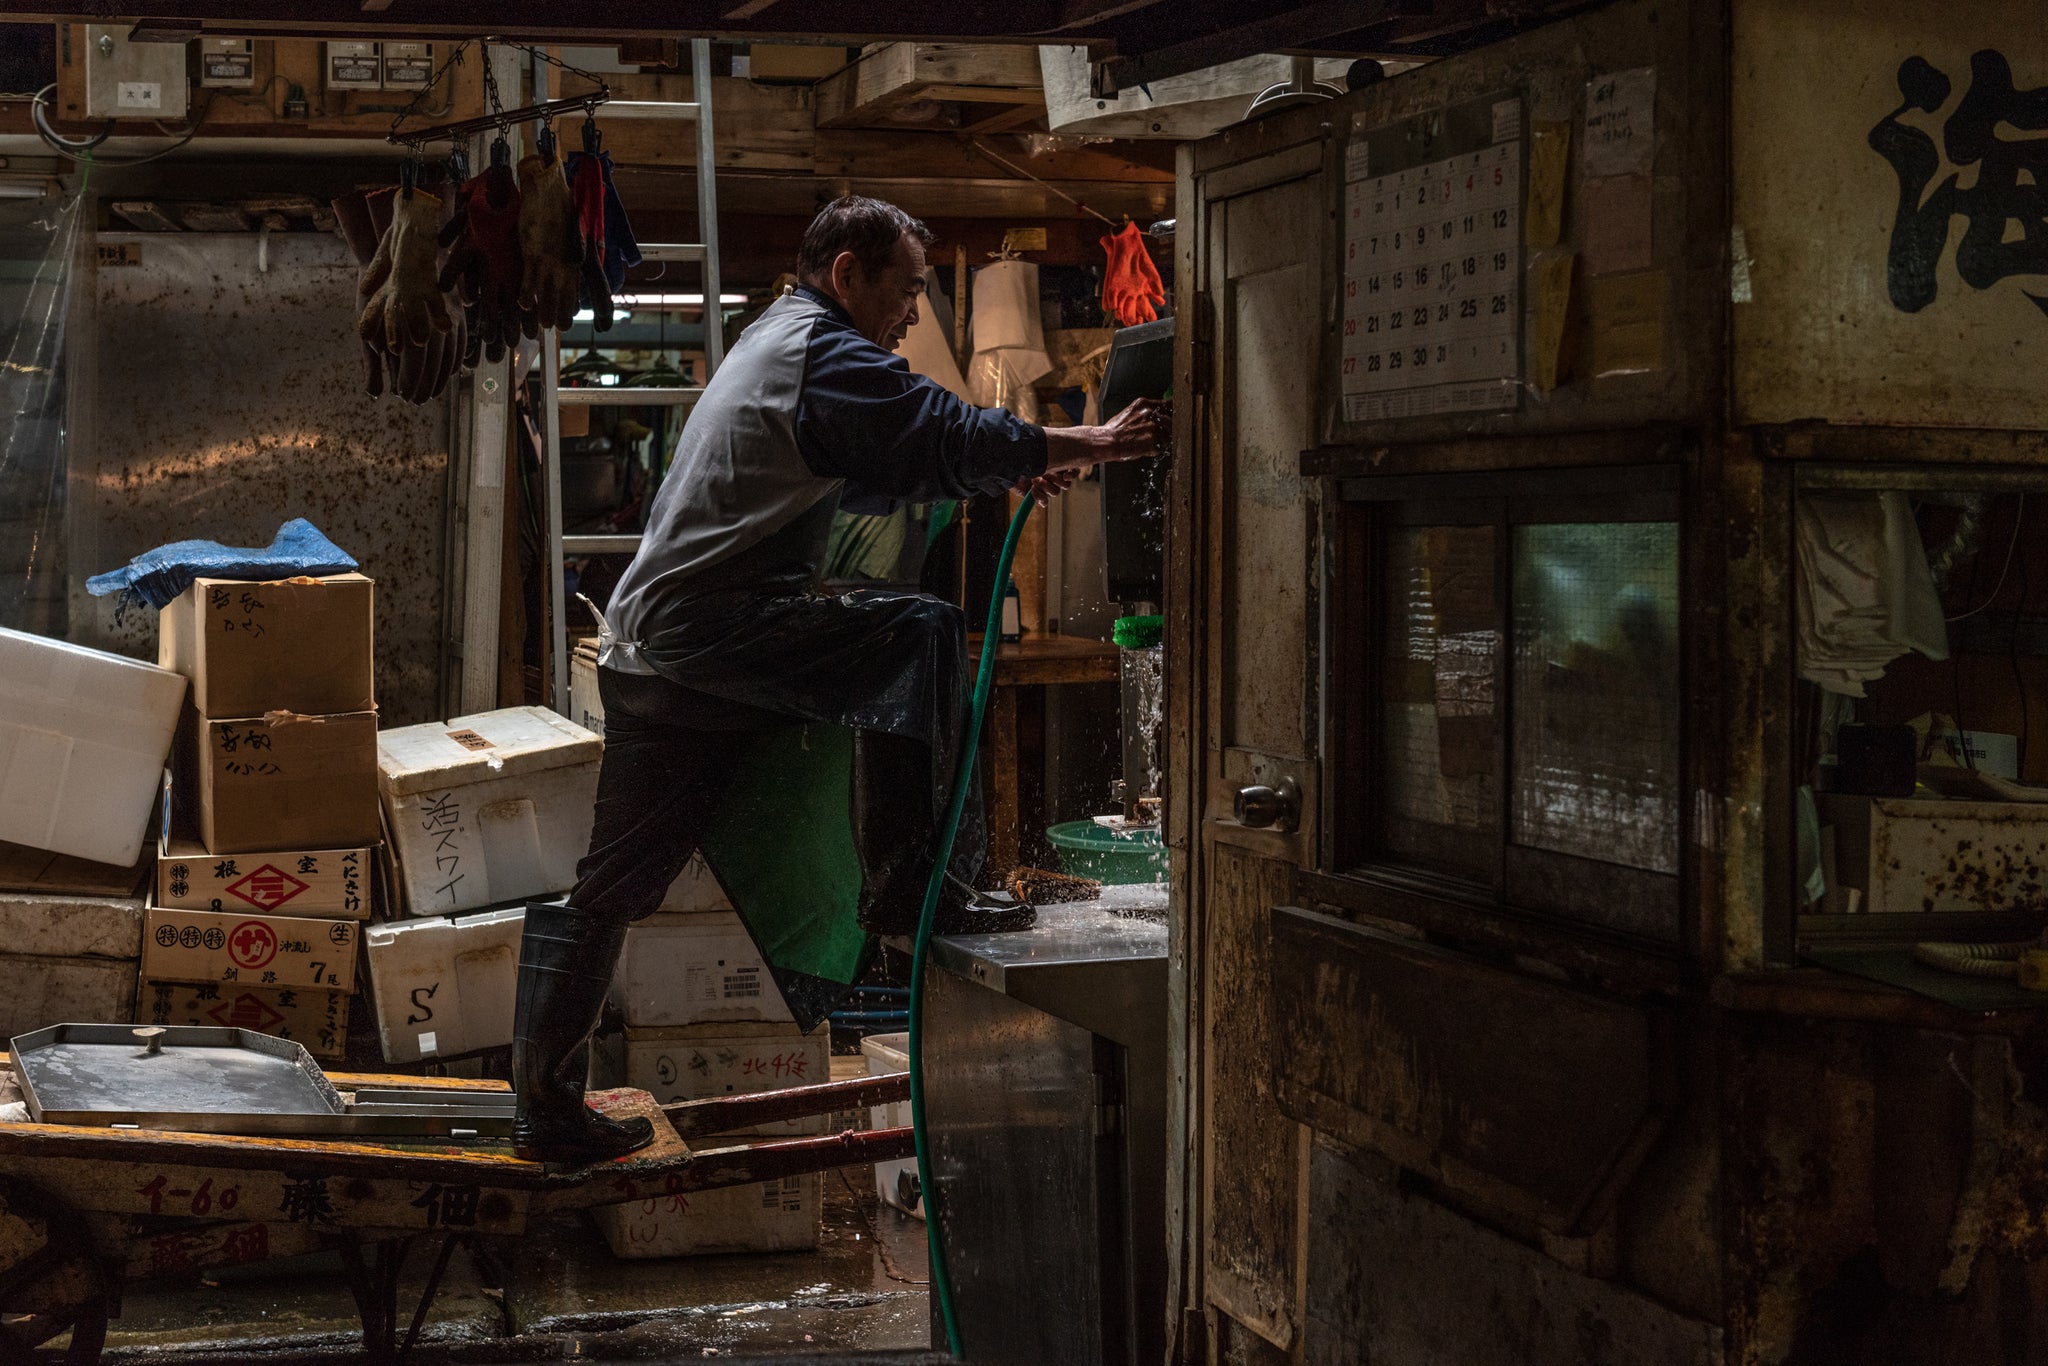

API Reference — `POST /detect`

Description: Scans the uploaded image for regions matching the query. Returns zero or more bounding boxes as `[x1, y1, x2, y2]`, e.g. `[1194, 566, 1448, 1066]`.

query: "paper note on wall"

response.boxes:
[1525, 121, 1571, 248]
[1581, 174, 1653, 276]
[1529, 252, 1576, 392]
[1589, 270, 1666, 377]
[1583, 67, 1655, 178]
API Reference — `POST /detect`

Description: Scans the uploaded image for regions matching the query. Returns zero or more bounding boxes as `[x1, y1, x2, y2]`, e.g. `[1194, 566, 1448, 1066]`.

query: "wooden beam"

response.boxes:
[962, 101, 1047, 136]
[815, 41, 1043, 129]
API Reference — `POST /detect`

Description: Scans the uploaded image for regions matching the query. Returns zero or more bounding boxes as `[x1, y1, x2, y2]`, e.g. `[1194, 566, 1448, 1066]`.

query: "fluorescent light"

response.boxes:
[571, 307, 633, 324]
[613, 293, 747, 307]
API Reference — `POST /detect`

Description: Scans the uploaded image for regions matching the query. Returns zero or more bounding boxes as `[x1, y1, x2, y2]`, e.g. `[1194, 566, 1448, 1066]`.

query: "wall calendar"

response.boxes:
[1341, 94, 1525, 423]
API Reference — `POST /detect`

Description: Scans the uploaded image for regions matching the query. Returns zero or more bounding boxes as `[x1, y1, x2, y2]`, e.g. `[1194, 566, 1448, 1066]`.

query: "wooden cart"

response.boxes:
[0, 1063, 916, 1365]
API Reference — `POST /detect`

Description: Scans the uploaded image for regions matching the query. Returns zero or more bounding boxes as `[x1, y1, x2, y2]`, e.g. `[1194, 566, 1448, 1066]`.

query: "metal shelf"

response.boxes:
[556, 386, 704, 406]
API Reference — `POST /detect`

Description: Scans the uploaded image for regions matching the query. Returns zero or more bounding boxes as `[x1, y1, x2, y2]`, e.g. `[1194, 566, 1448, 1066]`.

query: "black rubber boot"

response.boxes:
[511, 901, 654, 1165]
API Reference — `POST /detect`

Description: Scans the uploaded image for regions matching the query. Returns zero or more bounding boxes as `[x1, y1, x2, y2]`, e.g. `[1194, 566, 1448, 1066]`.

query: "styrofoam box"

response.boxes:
[0, 954, 137, 1042]
[377, 706, 600, 916]
[0, 890, 144, 959]
[0, 627, 186, 866]
[861, 1031, 923, 1220]
[614, 908, 789, 1027]
[363, 904, 523, 1062]
[592, 1172, 823, 1259]
[621, 1022, 829, 1135]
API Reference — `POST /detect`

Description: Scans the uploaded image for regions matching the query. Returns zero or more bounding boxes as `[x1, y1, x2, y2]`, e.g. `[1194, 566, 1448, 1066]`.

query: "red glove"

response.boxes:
[438, 164, 525, 364]
[570, 152, 614, 331]
[1100, 221, 1165, 326]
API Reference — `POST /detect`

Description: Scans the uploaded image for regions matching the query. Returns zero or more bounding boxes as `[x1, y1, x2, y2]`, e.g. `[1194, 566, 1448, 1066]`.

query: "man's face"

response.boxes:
[834, 232, 926, 350]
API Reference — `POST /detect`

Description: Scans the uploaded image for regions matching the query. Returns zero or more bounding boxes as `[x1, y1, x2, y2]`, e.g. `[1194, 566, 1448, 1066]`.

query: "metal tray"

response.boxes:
[9, 1024, 513, 1138]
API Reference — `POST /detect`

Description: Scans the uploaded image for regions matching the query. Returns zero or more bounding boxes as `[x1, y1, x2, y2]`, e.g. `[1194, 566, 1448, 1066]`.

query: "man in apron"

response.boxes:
[514, 195, 1166, 1162]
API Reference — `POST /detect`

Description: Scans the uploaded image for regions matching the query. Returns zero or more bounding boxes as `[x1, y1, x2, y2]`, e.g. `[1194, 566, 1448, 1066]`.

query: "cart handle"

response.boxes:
[660, 1071, 910, 1138]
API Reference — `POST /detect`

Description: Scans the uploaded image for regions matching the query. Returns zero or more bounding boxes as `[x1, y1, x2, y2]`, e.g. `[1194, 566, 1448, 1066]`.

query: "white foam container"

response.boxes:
[376, 707, 600, 916]
[362, 904, 524, 1062]
[619, 1021, 829, 1136]
[592, 1171, 822, 1258]
[0, 627, 185, 866]
[613, 908, 790, 1027]
[861, 1030, 923, 1220]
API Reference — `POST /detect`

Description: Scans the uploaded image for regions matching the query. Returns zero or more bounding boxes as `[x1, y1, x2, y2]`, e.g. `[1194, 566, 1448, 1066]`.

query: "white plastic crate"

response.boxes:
[861, 1031, 923, 1219]
[592, 1171, 822, 1258]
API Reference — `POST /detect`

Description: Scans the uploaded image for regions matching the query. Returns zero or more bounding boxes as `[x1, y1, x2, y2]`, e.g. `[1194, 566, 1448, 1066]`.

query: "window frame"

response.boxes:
[1329, 465, 1689, 952]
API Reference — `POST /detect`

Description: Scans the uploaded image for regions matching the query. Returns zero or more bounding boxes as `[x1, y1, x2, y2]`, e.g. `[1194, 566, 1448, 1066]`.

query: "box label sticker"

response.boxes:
[445, 730, 494, 752]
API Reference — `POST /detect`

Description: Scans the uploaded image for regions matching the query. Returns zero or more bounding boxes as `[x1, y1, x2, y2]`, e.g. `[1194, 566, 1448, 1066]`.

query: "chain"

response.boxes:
[389, 39, 474, 146]
[503, 42, 611, 93]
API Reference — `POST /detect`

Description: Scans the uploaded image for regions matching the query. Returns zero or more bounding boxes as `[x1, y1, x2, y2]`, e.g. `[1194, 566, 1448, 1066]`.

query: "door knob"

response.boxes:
[1233, 776, 1300, 832]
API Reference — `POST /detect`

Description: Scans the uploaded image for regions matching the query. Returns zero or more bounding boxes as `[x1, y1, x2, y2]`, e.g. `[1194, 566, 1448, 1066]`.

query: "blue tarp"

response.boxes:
[87, 518, 359, 612]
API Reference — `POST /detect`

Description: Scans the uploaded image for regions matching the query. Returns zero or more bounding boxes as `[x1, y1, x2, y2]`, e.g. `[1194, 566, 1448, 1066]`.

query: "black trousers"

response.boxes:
[566, 584, 988, 933]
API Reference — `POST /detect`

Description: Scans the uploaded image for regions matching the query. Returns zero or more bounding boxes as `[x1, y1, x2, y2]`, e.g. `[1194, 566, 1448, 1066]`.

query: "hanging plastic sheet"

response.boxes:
[0, 189, 82, 637]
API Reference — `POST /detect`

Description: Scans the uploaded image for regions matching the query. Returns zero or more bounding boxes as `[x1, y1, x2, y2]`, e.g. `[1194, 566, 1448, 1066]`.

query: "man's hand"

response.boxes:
[1015, 468, 1079, 507]
[1038, 398, 1171, 492]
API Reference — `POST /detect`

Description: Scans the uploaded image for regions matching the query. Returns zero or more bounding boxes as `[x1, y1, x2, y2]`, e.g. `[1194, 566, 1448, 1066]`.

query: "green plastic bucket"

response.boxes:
[1046, 820, 1168, 885]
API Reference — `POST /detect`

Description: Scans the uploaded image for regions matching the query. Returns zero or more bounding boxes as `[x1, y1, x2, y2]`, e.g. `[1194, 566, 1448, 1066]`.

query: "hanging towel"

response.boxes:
[1795, 492, 1949, 696]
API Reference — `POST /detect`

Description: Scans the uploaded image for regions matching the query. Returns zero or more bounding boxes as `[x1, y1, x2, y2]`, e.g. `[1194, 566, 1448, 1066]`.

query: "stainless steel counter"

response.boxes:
[920, 897, 1169, 1366]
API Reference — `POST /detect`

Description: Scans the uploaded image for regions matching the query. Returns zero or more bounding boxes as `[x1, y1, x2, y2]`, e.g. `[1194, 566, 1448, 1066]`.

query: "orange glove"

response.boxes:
[1099, 221, 1165, 326]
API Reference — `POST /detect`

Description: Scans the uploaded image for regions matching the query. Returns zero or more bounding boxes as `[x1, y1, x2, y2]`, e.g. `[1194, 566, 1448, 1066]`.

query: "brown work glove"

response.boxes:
[516, 152, 583, 335]
[355, 188, 454, 401]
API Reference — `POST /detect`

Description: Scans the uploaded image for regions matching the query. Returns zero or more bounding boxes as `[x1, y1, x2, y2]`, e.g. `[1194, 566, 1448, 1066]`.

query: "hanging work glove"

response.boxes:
[516, 152, 584, 335]
[567, 151, 615, 331]
[439, 162, 525, 364]
[1099, 220, 1166, 327]
[566, 147, 642, 293]
[355, 188, 454, 402]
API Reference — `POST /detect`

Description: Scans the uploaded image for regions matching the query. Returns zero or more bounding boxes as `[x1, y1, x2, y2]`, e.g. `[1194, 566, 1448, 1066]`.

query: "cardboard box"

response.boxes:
[197, 710, 380, 855]
[155, 840, 371, 919]
[377, 707, 601, 915]
[592, 1172, 823, 1258]
[363, 904, 523, 1062]
[142, 908, 357, 991]
[0, 627, 186, 866]
[616, 1022, 829, 1136]
[613, 909, 789, 1027]
[159, 574, 375, 720]
[569, 644, 605, 737]
[137, 978, 347, 1060]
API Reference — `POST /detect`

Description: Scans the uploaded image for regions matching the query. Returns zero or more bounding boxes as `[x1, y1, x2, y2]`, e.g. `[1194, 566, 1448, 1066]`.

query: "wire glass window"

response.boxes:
[1383, 525, 1501, 839]
[1509, 524, 1682, 874]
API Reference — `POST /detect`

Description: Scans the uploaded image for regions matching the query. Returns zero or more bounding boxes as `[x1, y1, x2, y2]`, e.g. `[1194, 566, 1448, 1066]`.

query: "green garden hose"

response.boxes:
[908, 495, 1035, 1357]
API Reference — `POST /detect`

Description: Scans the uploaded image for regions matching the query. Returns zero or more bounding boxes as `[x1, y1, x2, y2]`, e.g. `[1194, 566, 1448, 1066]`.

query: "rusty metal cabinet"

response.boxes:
[1166, 3, 2048, 1364]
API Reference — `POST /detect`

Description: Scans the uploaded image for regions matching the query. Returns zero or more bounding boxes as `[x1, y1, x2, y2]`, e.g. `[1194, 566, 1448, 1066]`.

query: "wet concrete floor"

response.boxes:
[99, 1149, 932, 1363]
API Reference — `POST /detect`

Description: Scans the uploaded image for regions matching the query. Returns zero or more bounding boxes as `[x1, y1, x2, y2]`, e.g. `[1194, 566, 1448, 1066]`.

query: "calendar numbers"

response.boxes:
[1341, 111, 1522, 423]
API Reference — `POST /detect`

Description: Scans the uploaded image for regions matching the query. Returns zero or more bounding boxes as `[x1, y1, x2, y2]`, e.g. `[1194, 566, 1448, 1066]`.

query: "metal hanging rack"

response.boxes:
[386, 39, 612, 152]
